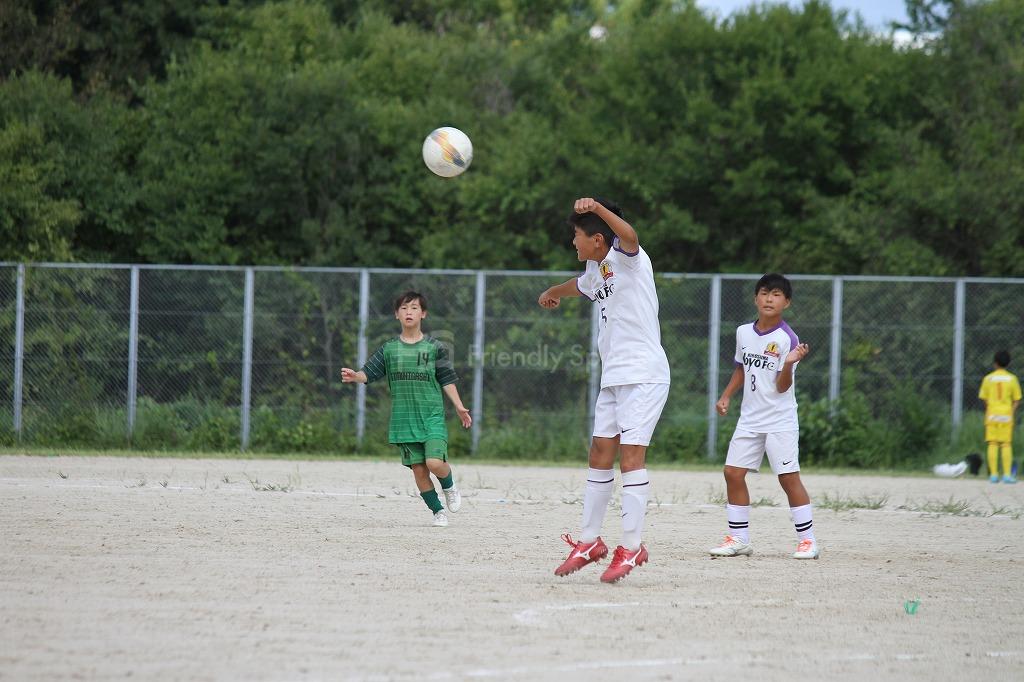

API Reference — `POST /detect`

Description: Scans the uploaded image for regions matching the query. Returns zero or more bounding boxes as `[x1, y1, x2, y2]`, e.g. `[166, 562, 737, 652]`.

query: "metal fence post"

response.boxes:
[127, 266, 140, 441]
[706, 275, 722, 460]
[356, 269, 370, 447]
[829, 277, 844, 406]
[12, 264, 25, 439]
[240, 268, 254, 450]
[951, 278, 966, 434]
[471, 272, 486, 454]
[588, 301, 601, 434]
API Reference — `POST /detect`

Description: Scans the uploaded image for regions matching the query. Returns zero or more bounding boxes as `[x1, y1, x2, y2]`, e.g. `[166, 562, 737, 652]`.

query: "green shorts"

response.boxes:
[396, 439, 448, 467]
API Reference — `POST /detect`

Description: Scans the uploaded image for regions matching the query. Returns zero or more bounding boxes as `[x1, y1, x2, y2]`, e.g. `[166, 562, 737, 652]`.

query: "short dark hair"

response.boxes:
[393, 290, 427, 312]
[995, 350, 1011, 368]
[567, 197, 622, 246]
[754, 273, 792, 300]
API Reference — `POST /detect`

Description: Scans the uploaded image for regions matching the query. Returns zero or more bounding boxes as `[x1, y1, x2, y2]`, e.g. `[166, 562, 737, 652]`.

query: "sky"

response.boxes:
[697, 1, 911, 29]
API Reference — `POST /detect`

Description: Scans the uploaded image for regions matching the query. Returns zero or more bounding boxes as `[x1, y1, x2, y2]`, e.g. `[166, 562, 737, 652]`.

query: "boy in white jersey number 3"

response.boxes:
[711, 273, 819, 560]
[538, 197, 671, 583]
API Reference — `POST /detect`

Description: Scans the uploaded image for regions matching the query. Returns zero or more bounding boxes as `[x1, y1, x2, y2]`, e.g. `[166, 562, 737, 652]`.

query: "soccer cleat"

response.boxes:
[554, 534, 608, 576]
[432, 510, 449, 527]
[793, 538, 820, 559]
[443, 485, 462, 512]
[1002, 476, 1018, 484]
[600, 545, 649, 583]
[709, 535, 753, 557]
[990, 475, 1000, 483]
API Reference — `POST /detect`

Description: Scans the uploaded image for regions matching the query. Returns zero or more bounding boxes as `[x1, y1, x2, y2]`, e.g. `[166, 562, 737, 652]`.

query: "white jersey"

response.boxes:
[577, 238, 670, 388]
[734, 320, 799, 433]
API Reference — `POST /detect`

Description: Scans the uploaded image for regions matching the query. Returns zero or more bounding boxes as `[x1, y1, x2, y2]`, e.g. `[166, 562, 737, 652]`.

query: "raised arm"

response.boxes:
[538, 277, 584, 309]
[575, 197, 638, 254]
[776, 344, 809, 393]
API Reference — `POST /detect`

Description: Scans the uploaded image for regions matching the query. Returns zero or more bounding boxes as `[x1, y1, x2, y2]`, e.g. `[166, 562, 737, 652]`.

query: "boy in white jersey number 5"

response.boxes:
[538, 197, 671, 583]
[711, 273, 819, 560]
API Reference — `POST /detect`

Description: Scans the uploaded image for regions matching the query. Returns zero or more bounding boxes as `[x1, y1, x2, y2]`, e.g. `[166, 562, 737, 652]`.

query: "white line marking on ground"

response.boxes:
[402, 650, 1024, 680]
[513, 601, 640, 625]
[0, 479, 1020, 518]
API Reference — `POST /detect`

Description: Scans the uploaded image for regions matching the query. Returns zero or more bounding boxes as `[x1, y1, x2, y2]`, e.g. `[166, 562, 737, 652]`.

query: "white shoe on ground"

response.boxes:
[793, 538, 820, 559]
[709, 535, 753, 557]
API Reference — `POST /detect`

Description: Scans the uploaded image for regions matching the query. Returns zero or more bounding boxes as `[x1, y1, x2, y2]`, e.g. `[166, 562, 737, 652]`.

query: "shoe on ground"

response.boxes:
[1002, 476, 1017, 484]
[554, 534, 608, 576]
[709, 535, 753, 557]
[601, 545, 649, 583]
[443, 485, 462, 512]
[990, 475, 1000, 483]
[793, 538, 820, 559]
[432, 510, 449, 527]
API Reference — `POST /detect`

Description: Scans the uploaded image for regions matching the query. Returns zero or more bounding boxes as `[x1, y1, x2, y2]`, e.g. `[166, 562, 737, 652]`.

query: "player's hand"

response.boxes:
[538, 289, 560, 309]
[715, 396, 730, 416]
[785, 343, 809, 365]
[574, 197, 600, 214]
[456, 405, 472, 429]
[340, 367, 359, 383]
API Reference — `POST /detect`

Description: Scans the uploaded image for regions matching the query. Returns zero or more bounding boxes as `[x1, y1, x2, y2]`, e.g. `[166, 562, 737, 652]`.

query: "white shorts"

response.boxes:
[592, 383, 669, 446]
[726, 429, 800, 474]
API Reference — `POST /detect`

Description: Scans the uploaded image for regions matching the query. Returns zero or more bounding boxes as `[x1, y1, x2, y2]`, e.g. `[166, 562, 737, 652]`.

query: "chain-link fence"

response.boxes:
[2, 263, 1023, 461]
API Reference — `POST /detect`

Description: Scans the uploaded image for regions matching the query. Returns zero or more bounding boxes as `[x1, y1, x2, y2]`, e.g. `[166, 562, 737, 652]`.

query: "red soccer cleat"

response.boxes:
[600, 544, 649, 583]
[554, 534, 609, 576]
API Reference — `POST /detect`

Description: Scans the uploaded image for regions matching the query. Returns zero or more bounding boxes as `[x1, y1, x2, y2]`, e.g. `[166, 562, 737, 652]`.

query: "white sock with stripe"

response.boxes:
[580, 468, 614, 543]
[727, 503, 751, 542]
[620, 469, 650, 551]
[791, 503, 814, 540]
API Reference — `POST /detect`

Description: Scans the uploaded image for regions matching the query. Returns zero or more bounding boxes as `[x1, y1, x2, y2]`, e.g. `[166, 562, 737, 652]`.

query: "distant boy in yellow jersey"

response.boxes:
[978, 350, 1021, 484]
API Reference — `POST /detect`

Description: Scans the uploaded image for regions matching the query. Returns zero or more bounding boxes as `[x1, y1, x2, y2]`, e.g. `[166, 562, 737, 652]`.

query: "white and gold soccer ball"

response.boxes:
[422, 127, 473, 177]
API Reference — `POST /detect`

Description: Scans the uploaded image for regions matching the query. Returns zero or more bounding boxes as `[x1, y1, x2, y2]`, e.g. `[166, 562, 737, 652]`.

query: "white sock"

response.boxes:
[791, 503, 814, 540]
[580, 468, 614, 542]
[620, 469, 650, 551]
[727, 503, 751, 543]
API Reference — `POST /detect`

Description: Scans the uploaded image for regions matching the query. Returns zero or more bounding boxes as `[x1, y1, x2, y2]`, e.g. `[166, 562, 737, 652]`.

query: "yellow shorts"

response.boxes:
[985, 417, 1013, 444]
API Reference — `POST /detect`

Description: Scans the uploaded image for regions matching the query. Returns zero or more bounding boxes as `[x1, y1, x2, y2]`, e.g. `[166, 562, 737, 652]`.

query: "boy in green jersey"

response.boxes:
[341, 291, 472, 527]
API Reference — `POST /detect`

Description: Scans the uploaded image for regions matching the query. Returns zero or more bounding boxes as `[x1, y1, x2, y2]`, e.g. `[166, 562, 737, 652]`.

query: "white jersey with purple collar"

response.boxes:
[734, 320, 799, 433]
[576, 237, 670, 388]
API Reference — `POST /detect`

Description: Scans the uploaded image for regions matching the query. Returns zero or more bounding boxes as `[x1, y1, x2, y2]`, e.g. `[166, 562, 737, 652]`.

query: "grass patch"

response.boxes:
[818, 491, 890, 512]
[899, 496, 974, 516]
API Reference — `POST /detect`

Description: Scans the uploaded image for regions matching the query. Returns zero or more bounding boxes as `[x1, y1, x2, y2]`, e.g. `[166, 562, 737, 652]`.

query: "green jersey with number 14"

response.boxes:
[361, 336, 458, 444]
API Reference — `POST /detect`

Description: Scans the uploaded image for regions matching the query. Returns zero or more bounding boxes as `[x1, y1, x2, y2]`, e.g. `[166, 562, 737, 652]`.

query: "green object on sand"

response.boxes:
[903, 599, 921, 615]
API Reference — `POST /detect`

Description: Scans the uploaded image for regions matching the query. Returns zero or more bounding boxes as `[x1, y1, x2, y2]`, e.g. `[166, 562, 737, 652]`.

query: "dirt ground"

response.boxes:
[1, 454, 1022, 681]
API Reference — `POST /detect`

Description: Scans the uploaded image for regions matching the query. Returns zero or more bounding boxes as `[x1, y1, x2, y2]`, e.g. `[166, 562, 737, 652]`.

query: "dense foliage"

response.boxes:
[2, 0, 1022, 275]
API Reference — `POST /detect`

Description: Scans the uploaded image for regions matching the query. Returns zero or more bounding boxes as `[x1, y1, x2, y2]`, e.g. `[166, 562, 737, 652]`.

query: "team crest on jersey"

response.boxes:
[764, 342, 780, 358]
[599, 261, 614, 281]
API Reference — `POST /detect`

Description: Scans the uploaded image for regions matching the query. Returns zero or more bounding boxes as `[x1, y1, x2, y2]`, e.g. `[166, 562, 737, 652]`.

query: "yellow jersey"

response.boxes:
[979, 369, 1022, 418]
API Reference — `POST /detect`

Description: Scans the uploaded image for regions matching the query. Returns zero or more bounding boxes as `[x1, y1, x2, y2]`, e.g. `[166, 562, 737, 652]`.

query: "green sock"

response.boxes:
[421, 489, 443, 513]
[438, 471, 454, 490]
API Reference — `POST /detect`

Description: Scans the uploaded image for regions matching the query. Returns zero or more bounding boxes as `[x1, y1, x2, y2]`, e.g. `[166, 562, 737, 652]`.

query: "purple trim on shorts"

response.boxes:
[611, 237, 639, 257]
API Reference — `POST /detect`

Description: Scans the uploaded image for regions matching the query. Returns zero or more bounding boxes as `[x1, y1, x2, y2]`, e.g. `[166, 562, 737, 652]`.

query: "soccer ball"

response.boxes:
[422, 127, 473, 177]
